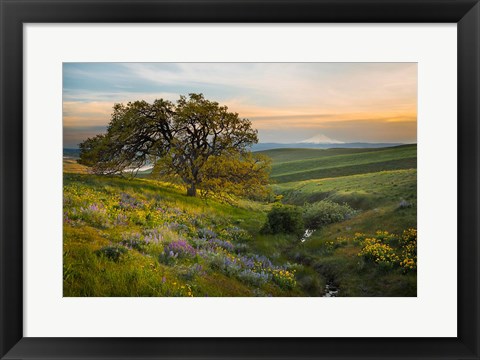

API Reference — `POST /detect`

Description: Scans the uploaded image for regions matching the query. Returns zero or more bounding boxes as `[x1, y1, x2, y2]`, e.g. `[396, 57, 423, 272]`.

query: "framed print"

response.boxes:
[61, 61, 418, 299]
[1, 1, 479, 359]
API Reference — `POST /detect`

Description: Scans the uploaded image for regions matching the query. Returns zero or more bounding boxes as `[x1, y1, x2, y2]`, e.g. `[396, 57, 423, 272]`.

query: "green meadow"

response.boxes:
[266, 144, 416, 183]
[63, 144, 417, 297]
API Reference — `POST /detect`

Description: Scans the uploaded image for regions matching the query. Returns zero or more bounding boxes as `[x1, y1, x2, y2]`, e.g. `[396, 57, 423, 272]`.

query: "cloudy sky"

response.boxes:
[63, 63, 417, 148]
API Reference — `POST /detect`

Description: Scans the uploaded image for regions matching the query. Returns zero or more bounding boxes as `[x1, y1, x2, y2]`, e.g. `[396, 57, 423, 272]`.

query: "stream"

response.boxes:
[300, 229, 315, 242]
[299, 229, 339, 297]
[322, 283, 339, 297]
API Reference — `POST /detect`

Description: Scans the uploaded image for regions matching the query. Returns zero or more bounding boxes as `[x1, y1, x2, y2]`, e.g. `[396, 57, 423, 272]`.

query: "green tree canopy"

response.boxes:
[79, 93, 271, 197]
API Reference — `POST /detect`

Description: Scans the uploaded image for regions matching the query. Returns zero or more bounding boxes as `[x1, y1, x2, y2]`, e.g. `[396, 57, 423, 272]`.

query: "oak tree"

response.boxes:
[79, 93, 270, 197]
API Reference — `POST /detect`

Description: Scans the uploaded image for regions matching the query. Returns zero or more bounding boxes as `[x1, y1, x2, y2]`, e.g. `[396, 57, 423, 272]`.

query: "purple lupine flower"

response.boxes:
[208, 238, 235, 252]
[198, 228, 217, 240]
[119, 192, 141, 209]
[238, 255, 256, 269]
[164, 240, 196, 258]
[144, 228, 163, 244]
[237, 269, 270, 286]
[251, 254, 273, 268]
[167, 222, 189, 234]
[88, 204, 100, 212]
[120, 232, 147, 251]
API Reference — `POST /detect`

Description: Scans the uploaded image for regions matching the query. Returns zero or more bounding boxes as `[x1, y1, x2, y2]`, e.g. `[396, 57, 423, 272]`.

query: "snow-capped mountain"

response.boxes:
[298, 133, 344, 144]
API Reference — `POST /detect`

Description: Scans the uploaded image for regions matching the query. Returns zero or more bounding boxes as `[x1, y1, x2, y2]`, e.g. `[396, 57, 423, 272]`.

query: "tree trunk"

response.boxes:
[186, 184, 197, 197]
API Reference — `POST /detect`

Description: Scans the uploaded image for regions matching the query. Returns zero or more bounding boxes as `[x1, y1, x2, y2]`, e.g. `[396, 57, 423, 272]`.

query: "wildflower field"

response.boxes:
[63, 174, 301, 296]
[64, 144, 417, 297]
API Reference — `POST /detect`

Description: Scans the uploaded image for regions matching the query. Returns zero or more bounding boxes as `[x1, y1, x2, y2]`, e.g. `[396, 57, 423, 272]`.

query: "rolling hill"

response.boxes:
[258, 144, 417, 296]
[259, 144, 416, 183]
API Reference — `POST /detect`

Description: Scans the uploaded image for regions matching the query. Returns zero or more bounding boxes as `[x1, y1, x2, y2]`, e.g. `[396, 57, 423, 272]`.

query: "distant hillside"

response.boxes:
[252, 142, 405, 152]
[260, 144, 417, 183]
[66, 144, 408, 158]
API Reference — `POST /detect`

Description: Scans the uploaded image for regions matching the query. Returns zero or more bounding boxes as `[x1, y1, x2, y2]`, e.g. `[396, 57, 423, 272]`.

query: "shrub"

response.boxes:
[262, 204, 304, 235]
[302, 200, 356, 229]
[358, 237, 400, 268]
[95, 245, 127, 262]
[120, 233, 148, 252]
[237, 269, 270, 286]
[178, 264, 205, 280]
[143, 228, 164, 244]
[269, 268, 296, 289]
[373, 230, 397, 243]
[197, 228, 217, 240]
[119, 192, 142, 209]
[159, 239, 196, 265]
[158, 250, 178, 265]
[234, 243, 249, 254]
[399, 228, 417, 272]
[220, 227, 252, 243]
[113, 213, 128, 226]
[163, 239, 196, 258]
[204, 251, 242, 276]
[356, 228, 417, 273]
[397, 199, 412, 209]
[208, 238, 235, 252]
[76, 203, 110, 228]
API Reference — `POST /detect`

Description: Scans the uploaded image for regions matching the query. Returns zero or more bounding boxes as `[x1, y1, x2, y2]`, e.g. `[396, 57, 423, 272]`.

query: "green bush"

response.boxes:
[262, 204, 304, 235]
[303, 200, 356, 229]
[95, 245, 127, 262]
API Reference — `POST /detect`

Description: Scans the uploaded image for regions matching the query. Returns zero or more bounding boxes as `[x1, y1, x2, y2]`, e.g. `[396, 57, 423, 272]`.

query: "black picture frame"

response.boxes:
[1, 1, 479, 359]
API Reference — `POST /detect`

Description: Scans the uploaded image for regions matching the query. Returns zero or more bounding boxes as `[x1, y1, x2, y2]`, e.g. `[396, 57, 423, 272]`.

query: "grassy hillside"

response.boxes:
[63, 143, 417, 297]
[276, 169, 417, 296]
[275, 169, 416, 208]
[63, 158, 90, 174]
[262, 145, 417, 296]
[258, 146, 392, 163]
[63, 174, 303, 297]
[260, 144, 416, 183]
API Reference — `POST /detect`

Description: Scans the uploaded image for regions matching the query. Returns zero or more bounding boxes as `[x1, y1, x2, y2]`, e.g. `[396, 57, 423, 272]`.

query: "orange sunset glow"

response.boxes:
[63, 63, 417, 147]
